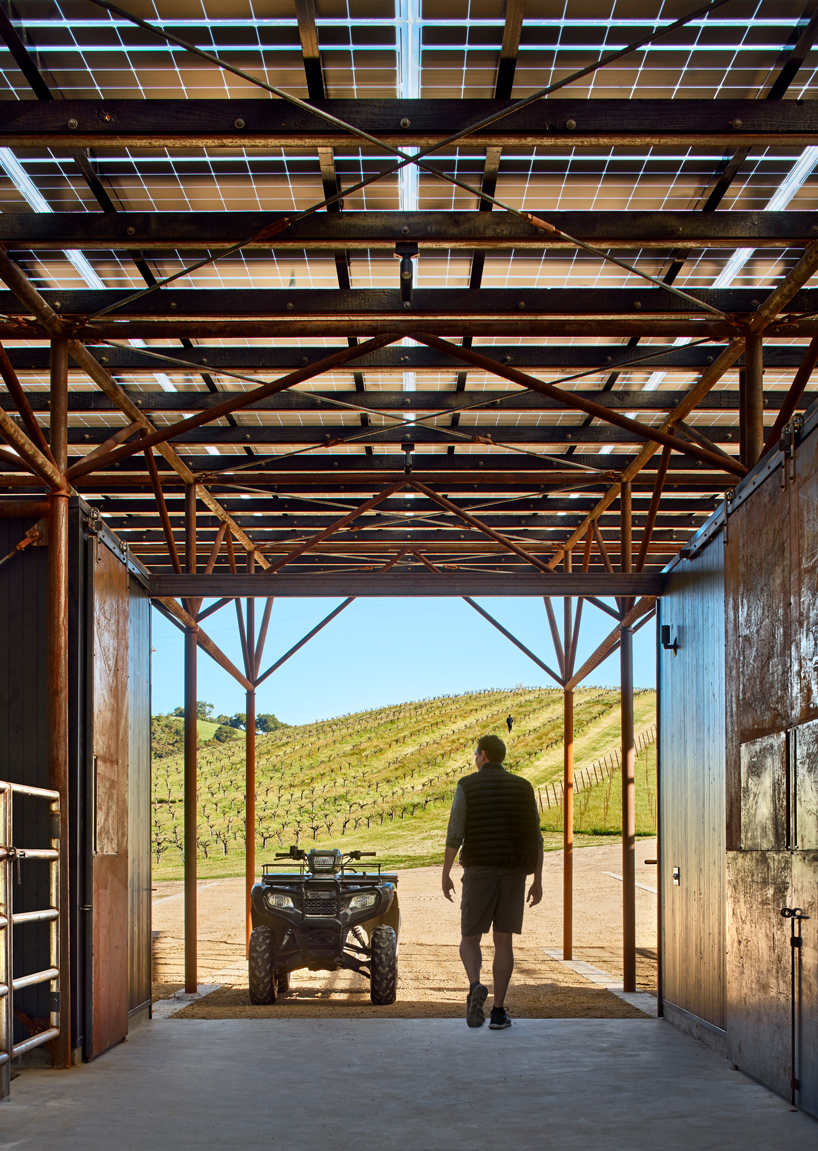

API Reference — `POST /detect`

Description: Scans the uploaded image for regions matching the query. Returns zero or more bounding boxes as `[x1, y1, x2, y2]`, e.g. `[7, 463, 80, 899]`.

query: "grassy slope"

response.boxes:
[153, 688, 656, 880]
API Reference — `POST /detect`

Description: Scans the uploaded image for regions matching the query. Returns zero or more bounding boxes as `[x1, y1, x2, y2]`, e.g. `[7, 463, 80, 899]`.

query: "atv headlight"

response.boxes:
[264, 891, 294, 911]
[347, 892, 378, 911]
[311, 854, 337, 872]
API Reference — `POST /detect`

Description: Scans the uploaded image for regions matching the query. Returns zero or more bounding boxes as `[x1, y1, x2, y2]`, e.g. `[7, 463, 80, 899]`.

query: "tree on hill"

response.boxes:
[257, 713, 284, 733]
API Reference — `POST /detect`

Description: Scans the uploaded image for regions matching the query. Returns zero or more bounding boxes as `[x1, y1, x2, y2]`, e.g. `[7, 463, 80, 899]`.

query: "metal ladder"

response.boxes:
[0, 780, 61, 1100]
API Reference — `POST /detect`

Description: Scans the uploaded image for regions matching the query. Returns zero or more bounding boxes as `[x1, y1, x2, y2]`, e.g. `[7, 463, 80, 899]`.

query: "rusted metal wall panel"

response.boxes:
[89, 541, 129, 1059]
[726, 851, 792, 1098]
[740, 733, 787, 850]
[795, 719, 818, 849]
[127, 578, 151, 1023]
[793, 852, 818, 1118]
[721, 410, 818, 1115]
[658, 538, 726, 1029]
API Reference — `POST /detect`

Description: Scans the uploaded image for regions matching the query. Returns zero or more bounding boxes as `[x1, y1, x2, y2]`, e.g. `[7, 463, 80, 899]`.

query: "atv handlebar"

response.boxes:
[273, 847, 377, 861]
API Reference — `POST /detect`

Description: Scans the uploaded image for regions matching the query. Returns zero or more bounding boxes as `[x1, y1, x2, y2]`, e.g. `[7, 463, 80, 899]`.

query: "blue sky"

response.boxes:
[151, 597, 656, 724]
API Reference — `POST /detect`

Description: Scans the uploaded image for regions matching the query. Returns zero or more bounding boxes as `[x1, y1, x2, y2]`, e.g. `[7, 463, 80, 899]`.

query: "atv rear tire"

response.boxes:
[276, 969, 290, 994]
[370, 925, 397, 1005]
[249, 926, 277, 1005]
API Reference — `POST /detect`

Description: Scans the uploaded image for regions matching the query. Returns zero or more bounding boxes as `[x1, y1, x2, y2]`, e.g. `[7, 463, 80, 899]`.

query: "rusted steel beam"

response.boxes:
[195, 596, 233, 623]
[0, 341, 54, 462]
[156, 596, 254, 691]
[255, 598, 356, 687]
[593, 519, 615, 575]
[462, 596, 563, 686]
[764, 334, 818, 452]
[544, 597, 565, 680]
[3, 97, 817, 150]
[564, 596, 657, 692]
[620, 626, 636, 994]
[0, 402, 66, 491]
[0, 499, 49, 517]
[636, 446, 672, 574]
[413, 334, 748, 477]
[9, 210, 818, 252]
[409, 478, 557, 576]
[547, 245, 818, 568]
[266, 481, 407, 574]
[144, 446, 182, 574]
[47, 329, 70, 1069]
[743, 334, 764, 467]
[253, 598, 274, 678]
[0, 248, 275, 573]
[235, 597, 251, 679]
[150, 572, 662, 597]
[70, 419, 142, 477]
[197, 486, 271, 571]
[674, 419, 735, 465]
[65, 334, 399, 480]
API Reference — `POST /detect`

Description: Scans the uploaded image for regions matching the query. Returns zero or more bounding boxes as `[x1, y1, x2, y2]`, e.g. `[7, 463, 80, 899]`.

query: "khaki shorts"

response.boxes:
[460, 867, 527, 936]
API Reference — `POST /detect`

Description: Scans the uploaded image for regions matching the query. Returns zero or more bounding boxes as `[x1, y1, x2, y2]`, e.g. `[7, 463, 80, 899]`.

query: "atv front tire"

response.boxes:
[276, 969, 290, 994]
[370, 925, 398, 1005]
[249, 926, 277, 1005]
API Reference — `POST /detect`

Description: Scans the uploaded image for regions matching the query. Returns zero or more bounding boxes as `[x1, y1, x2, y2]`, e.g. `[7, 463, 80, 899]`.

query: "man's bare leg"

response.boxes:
[460, 934, 483, 984]
[492, 931, 514, 1007]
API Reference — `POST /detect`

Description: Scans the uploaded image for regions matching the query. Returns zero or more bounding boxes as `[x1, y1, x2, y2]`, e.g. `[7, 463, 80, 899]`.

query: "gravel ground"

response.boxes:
[154, 838, 658, 1020]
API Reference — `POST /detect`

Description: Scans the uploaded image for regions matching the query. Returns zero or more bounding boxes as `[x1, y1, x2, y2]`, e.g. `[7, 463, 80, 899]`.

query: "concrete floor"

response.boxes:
[2, 1018, 815, 1151]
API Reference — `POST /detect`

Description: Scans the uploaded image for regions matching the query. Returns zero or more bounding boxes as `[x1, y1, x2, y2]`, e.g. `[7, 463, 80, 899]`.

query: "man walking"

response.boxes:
[442, 733, 543, 1030]
[506, 714, 514, 733]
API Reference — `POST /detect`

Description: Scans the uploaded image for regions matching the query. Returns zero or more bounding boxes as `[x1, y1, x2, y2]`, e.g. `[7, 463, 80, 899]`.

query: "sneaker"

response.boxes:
[489, 1006, 512, 1030]
[466, 982, 488, 1028]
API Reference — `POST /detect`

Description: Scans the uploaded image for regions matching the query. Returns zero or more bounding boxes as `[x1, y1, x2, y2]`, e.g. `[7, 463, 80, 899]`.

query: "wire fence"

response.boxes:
[537, 723, 657, 811]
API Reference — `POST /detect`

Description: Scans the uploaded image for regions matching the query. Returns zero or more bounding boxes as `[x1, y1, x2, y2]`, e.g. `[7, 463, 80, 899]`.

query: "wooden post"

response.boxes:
[621, 625, 636, 992]
[184, 485, 198, 994]
[563, 549, 573, 960]
[744, 334, 764, 467]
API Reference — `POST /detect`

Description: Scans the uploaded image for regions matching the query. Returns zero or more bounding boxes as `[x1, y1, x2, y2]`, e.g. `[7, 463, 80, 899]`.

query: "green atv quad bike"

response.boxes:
[248, 846, 400, 1005]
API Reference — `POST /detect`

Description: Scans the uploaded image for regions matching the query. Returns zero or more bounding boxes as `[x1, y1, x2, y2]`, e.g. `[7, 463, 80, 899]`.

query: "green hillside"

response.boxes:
[152, 687, 656, 880]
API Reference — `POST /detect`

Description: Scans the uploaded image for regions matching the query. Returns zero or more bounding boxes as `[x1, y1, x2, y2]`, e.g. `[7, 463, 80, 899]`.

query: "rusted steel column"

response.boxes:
[245, 553, 256, 955]
[620, 625, 636, 993]
[562, 549, 573, 961]
[563, 687, 574, 961]
[620, 481, 632, 575]
[49, 338, 68, 473]
[48, 335, 70, 1068]
[184, 484, 198, 993]
[744, 334, 764, 467]
[246, 689, 256, 955]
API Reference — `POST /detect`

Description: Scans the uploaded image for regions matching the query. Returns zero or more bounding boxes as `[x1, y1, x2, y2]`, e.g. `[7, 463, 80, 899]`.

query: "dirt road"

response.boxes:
[154, 838, 658, 1020]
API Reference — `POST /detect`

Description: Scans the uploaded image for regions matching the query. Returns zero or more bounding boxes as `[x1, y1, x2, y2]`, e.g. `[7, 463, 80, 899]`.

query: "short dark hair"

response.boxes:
[476, 734, 506, 762]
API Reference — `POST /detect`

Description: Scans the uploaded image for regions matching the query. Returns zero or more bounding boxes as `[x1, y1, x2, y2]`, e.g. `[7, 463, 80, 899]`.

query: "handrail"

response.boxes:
[0, 780, 62, 1101]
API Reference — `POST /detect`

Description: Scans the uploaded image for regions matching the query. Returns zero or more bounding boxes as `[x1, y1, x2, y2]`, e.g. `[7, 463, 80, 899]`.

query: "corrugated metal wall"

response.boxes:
[658, 538, 726, 1032]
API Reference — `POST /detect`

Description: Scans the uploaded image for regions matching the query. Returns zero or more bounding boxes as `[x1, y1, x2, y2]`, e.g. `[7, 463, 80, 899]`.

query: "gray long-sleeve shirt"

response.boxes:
[445, 779, 544, 852]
